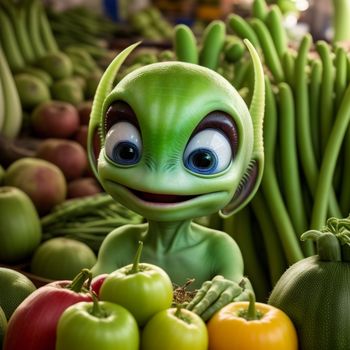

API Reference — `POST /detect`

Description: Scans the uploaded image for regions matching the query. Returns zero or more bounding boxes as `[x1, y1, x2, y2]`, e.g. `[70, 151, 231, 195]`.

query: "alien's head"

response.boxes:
[87, 41, 265, 222]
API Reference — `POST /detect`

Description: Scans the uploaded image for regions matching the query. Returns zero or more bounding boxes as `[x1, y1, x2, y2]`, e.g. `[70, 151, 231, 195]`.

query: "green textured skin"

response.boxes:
[269, 256, 350, 350]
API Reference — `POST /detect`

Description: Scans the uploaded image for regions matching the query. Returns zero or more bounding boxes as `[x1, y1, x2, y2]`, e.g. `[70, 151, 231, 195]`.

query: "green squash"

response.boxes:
[268, 216, 350, 350]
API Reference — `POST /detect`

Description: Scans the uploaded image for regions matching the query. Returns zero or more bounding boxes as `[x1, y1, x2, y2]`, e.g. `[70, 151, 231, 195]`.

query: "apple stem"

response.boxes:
[129, 241, 143, 274]
[90, 292, 108, 318]
[67, 268, 92, 292]
[174, 303, 192, 324]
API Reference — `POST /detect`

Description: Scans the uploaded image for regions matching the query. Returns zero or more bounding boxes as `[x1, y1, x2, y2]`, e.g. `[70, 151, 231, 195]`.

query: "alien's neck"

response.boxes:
[145, 219, 193, 253]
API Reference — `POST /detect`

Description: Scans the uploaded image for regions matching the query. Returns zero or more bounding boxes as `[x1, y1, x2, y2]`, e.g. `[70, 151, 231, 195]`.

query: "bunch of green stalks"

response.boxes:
[167, 0, 350, 300]
[41, 193, 144, 253]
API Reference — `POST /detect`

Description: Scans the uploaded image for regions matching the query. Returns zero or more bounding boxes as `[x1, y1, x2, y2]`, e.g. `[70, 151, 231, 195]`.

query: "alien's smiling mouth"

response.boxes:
[130, 188, 196, 204]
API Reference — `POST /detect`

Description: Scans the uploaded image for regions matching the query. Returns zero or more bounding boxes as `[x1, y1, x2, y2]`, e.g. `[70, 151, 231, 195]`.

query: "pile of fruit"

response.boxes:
[0, 242, 299, 350]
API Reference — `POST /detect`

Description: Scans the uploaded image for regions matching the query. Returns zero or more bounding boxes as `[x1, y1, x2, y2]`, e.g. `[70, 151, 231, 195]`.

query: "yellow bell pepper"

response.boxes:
[207, 291, 298, 350]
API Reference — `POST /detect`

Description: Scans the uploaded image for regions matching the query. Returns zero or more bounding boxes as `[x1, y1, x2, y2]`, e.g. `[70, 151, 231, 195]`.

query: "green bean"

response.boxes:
[232, 59, 252, 90]
[295, 35, 318, 192]
[224, 208, 270, 301]
[199, 20, 226, 70]
[252, 0, 268, 21]
[311, 82, 350, 229]
[173, 24, 198, 64]
[334, 46, 348, 110]
[250, 191, 288, 285]
[250, 18, 284, 82]
[262, 76, 304, 264]
[281, 49, 296, 88]
[316, 41, 336, 152]
[295, 36, 341, 219]
[44, 227, 115, 237]
[308, 59, 322, 162]
[265, 5, 287, 59]
[227, 14, 260, 48]
[277, 82, 314, 256]
[339, 127, 350, 215]
[223, 36, 245, 63]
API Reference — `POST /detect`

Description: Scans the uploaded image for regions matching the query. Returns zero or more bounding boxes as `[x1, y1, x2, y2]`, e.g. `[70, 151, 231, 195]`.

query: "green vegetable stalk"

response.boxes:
[333, 0, 350, 42]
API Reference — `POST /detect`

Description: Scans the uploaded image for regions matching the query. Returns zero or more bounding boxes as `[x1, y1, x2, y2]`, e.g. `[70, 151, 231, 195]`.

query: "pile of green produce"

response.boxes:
[47, 6, 117, 50]
[40, 192, 143, 253]
[0, 0, 105, 117]
[148, 0, 350, 301]
[128, 6, 174, 41]
[1, 244, 298, 350]
[90, 0, 348, 301]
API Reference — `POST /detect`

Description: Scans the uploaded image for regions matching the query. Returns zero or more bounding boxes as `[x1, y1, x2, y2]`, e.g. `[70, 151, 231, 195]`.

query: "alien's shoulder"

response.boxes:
[191, 222, 237, 244]
[103, 222, 148, 243]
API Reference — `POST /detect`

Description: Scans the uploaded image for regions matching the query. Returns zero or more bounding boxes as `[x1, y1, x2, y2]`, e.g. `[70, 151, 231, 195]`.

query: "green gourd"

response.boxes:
[268, 215, 350, 350]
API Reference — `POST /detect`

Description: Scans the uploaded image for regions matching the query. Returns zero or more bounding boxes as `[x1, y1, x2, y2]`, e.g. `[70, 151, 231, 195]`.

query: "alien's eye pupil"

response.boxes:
[113, 142, 139, 163]
[189, 149, 217, 172]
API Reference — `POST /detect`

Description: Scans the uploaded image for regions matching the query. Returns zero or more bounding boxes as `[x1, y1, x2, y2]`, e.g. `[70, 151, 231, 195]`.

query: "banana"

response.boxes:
[173, 24, 198, 64]
[0, 9, 25, 71]
[0, 46, 22, 138]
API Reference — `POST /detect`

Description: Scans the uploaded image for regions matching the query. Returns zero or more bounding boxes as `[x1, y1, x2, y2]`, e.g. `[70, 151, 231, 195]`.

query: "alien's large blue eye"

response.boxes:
[184, 129, 232, 175]
[105, 122, 142, 165]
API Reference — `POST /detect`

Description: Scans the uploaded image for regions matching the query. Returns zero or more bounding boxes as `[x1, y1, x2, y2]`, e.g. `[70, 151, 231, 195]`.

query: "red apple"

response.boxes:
[73, 125, 88, 149]
[36, 139, 88, 181]
[3, 157, 67, 215]
[31, 100, 80, 138]
[77, 100, 93, 125]
[67, 177, 102, 198]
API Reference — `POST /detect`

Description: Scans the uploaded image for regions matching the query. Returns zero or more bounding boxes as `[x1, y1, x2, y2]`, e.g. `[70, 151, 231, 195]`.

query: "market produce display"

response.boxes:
[158, 0, 350, 302]
[2, 0, 350, 348]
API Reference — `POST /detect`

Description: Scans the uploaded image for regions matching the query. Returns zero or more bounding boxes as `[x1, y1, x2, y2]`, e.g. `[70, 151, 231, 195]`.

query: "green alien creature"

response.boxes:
[87, 40, 265, 320]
